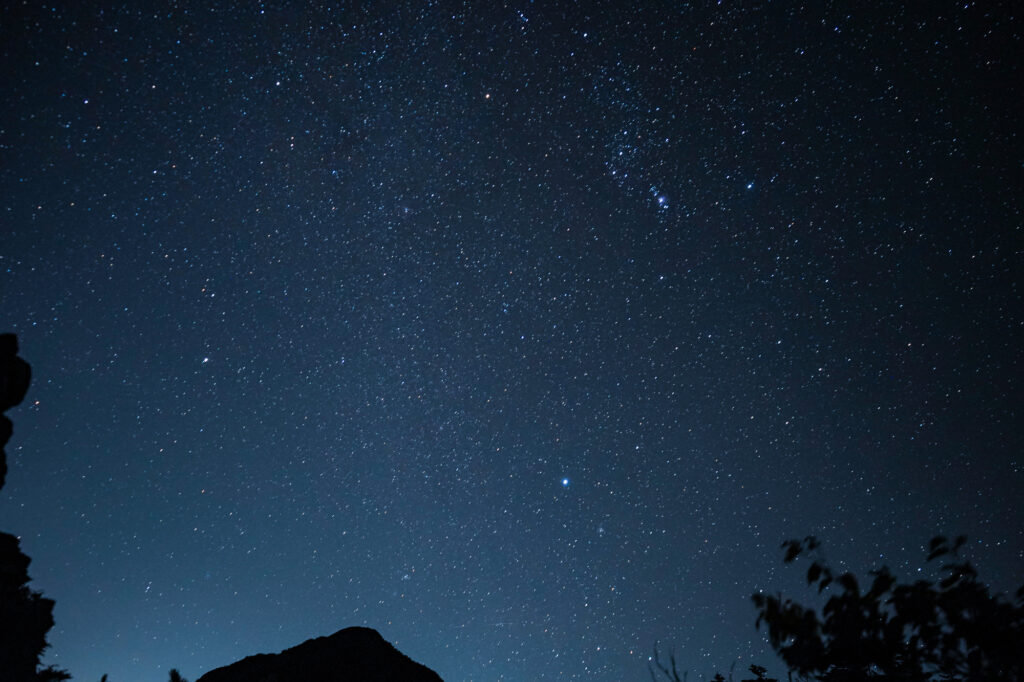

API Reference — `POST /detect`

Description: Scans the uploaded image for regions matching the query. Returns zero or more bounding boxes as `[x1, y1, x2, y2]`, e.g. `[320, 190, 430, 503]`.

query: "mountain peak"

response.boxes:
[196, 626, 443, 682]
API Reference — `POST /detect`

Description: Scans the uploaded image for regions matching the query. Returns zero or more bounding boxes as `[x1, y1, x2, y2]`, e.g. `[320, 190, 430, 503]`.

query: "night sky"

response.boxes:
[1, 2, 1021, 681]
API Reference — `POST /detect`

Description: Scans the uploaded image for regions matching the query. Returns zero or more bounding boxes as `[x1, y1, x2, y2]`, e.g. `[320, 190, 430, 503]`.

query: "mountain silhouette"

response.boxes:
[195, 626, 444, 682]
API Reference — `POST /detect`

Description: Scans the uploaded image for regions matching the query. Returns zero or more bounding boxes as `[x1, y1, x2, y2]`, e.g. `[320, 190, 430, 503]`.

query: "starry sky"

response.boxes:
[1, 2, 1021, 681]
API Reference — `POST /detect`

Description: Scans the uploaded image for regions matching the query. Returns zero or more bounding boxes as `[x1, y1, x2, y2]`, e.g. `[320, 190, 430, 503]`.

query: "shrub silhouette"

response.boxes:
[649, 652, 778, 682]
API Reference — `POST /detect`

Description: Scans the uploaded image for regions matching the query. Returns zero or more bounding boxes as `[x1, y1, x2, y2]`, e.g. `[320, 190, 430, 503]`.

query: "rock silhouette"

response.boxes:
[195, 626, 444, 682]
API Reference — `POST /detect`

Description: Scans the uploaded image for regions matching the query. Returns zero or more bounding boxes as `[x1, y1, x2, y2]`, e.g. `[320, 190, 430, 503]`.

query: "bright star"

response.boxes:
[561, 478, 570, 487]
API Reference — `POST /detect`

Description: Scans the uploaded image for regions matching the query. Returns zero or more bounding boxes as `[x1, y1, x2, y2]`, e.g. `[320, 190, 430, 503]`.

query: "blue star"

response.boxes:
[561, 477, 570, 488]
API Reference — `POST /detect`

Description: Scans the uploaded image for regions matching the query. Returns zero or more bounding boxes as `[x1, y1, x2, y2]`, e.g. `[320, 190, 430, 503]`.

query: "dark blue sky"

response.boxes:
[1, 2, 1020, 681]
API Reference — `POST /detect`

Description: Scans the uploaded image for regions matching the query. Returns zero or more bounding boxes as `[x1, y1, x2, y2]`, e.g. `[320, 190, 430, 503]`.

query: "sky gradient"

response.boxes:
[1, 2, 1021, 681]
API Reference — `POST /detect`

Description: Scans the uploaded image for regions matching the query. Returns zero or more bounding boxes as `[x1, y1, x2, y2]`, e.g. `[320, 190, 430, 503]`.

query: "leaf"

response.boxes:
[838, 572, 859, 594]
[952, 535, 967, 554]
[782, 540, 802, 563]
[868, 568, 895, 599]
[927, 535, 949, 562]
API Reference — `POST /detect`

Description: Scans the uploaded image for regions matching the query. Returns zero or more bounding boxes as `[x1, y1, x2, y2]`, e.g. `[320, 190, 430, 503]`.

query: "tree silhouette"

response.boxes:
[752, 535, 1024, 681]
[0, 334, 68, 682]
[169, 668, 189, 682]
[652, 535, 1023, 681]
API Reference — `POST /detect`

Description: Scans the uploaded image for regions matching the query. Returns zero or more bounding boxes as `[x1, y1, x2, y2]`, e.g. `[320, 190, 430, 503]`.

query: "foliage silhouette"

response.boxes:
[0, 333, 30, 490]
[649, 645, 779, 682]
[36, 668, 71, 682]
[752, 535, 1024, 681]
[169, 669, 189, 682]
[0, 334, 68, 682]
[653, 535, 1023, 681]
